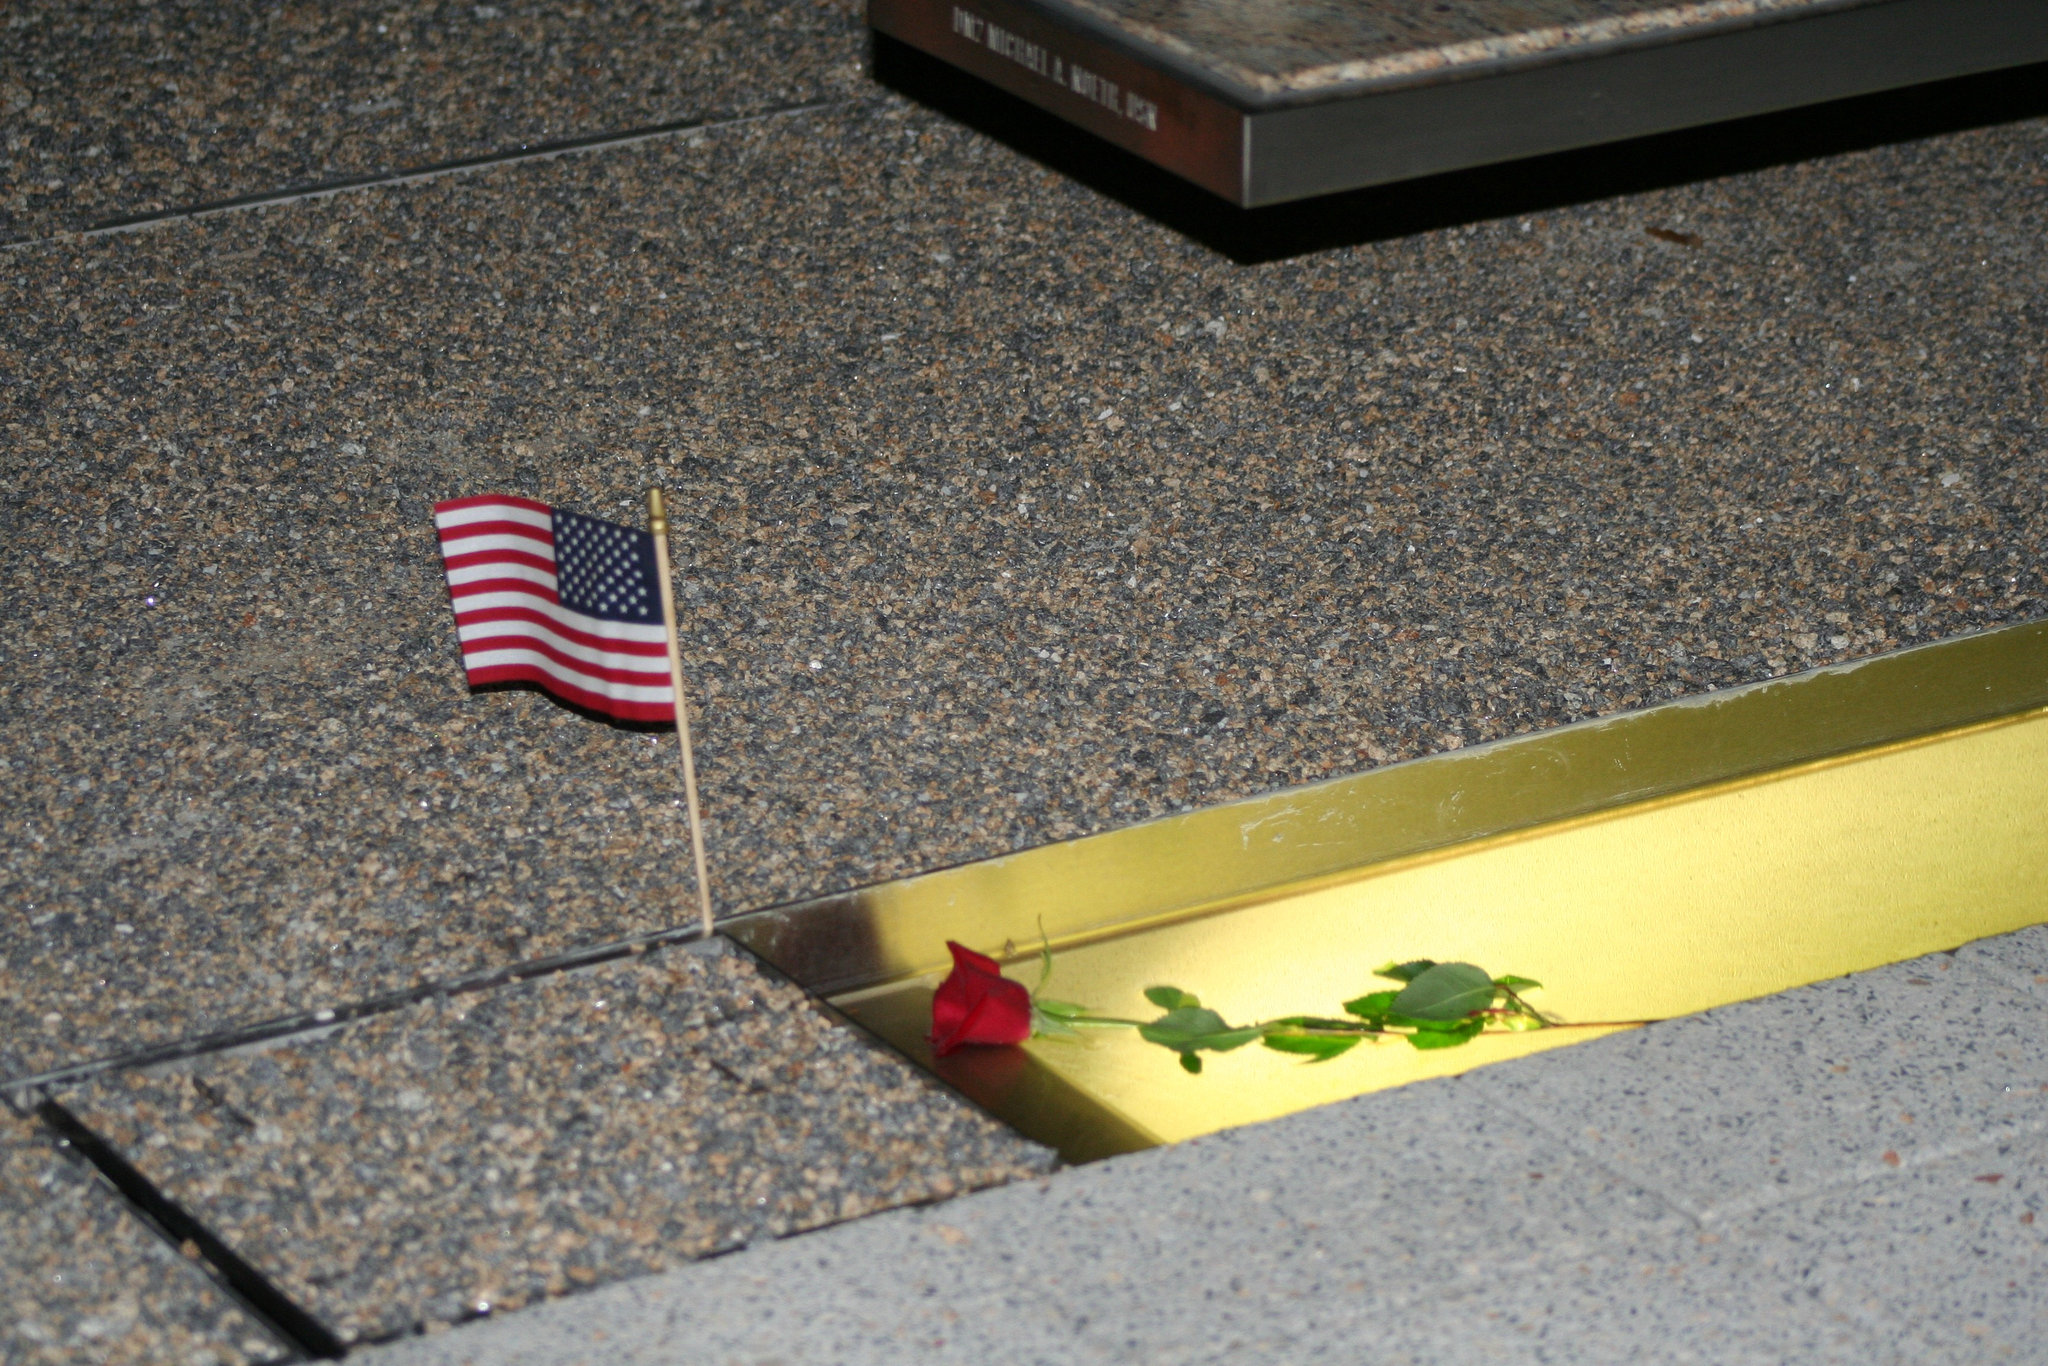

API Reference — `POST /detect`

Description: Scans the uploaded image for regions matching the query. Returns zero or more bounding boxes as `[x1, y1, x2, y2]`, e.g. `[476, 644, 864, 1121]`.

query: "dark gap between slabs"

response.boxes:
[0, 101, 845, 252]
[34, 1097, 345, 1361]
[21, 931, 1032, 1355]
[4, 925, 721, 1098]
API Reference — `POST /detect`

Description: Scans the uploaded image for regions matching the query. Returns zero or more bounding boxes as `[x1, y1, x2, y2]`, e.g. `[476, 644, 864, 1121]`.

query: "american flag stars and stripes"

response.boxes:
[433, 494, 678, 723]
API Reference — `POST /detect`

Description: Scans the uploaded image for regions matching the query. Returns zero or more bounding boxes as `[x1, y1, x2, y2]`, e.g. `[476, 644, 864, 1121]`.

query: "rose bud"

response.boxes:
[929, 941, 1034, 1056]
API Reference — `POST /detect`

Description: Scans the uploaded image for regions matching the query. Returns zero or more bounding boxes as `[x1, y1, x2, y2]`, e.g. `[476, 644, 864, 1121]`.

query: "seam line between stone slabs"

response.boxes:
[1492, 949, 2048, 1225]
[0, 98, 854, 254]
[1, 923, 725, 1101]
[31, 1094, 346, 1362]
[1500, 1083, 2048, 1230]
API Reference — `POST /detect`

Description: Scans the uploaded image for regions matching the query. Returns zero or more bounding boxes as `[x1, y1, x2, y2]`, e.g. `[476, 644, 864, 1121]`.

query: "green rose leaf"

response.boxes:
[996, 948, 1561, 1076]
[1140, 1005, 1232, 1042]
[1267, 1015, 1366, 1032]
[1386, 1014, 1457, 1032]
[1391, 962, 1496, 1022]
[1262, 1033, 1362, 1061]
[1342, 990, 1399, 1023]
[1144, 986, 1201, 1010]
[1139, 1007, 1261, 1054]
[1203, 1028, 1268, 1053]
[1405, 1018, 1485, 1049]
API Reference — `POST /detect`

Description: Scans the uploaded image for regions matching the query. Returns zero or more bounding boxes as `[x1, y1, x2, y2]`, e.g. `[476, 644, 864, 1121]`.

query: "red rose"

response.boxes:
[929, 941, 1033, 1056]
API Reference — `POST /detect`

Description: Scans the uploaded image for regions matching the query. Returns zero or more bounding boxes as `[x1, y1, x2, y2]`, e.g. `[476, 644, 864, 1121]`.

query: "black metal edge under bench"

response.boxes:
[870, 0, 2048, 206]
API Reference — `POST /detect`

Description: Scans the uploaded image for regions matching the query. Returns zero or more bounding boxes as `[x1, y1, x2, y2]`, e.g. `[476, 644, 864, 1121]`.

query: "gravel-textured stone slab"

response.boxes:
[58, 944, 1052, 1345]
[1047, 0, 1859, 98]
[0, 0, 866, 243]
[1459, 951, 2048, 1222]
[5, 94, 2044, 1082]
[0, 1108, 283, 1366]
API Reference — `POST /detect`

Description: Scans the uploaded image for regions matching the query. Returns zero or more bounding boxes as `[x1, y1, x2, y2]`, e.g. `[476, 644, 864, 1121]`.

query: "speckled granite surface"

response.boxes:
[1, 0, 866, 244]
[5, 94, 2045, 1084]
[57, 944, 1052, 1345]
[1044, 0, 1872, 96]
[1, 1109, 282, 1366]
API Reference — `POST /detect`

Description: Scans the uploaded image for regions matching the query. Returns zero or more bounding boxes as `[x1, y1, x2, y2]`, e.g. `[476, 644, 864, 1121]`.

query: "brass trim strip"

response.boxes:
[832, 700, 2048, 1161]
[726, 619, 2048, 996]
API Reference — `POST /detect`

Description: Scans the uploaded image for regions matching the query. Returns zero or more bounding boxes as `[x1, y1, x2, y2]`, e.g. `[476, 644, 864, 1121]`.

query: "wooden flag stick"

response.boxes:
[646, 488, 714, 939]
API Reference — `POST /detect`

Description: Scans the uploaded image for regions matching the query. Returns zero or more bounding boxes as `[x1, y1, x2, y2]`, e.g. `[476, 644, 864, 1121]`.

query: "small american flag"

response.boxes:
[433, 494, 676, 722]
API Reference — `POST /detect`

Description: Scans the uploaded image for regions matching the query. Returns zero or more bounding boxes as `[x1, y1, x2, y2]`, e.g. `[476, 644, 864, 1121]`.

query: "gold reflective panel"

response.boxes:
[726, 620, 2048, 1162]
